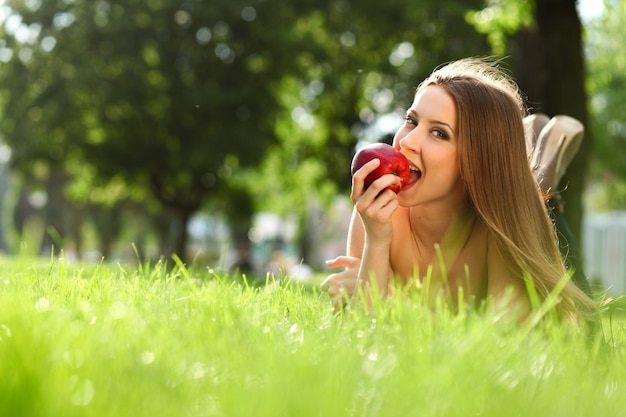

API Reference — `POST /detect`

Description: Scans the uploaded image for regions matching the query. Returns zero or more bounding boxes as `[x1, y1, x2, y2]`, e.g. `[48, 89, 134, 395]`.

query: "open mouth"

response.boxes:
[408, 165, 422, 184]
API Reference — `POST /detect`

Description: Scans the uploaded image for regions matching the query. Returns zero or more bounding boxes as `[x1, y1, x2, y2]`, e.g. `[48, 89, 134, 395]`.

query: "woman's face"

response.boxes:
[392, 85, 466, 208]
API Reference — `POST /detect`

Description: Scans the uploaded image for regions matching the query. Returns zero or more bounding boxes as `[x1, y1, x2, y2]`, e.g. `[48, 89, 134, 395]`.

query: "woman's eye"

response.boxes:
[433, 129, 448, 140]
[405, 116, 417, 126]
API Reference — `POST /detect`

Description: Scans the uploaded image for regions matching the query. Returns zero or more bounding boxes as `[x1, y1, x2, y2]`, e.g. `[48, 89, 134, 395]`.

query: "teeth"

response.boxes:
[409, 166, 421, 172]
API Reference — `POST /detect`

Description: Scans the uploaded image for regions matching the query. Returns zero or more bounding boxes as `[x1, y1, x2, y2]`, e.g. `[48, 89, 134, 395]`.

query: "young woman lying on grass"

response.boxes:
[321, 57, 595, 325]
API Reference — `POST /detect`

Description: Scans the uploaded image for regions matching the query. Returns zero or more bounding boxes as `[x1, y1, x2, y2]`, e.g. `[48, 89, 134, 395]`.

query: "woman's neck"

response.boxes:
[409, 202, 475, 251]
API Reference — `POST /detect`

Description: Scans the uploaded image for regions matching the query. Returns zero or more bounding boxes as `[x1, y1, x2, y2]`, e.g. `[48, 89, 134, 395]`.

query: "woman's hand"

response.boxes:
[320, 256, 361, 310]
[350, 159, 400, 243]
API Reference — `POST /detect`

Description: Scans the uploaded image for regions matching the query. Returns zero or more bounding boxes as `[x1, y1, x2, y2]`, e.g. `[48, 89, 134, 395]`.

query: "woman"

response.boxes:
[321, 58, 594, 324]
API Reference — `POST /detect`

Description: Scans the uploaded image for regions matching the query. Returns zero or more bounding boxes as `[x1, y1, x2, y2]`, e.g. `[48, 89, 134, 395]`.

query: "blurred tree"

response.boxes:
[0, 0, 87, 254]
[0, 0, 313, 261]
[468, 0, 590, 241]
[584, 0, 626, 210]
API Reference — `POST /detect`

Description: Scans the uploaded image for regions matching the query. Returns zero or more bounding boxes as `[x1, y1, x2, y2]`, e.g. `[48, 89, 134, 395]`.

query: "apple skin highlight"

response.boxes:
[351, 143, 410, 193]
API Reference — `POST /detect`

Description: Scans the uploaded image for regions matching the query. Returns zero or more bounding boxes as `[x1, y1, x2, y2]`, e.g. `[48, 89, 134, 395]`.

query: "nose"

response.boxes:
[397, 127, 421, 155]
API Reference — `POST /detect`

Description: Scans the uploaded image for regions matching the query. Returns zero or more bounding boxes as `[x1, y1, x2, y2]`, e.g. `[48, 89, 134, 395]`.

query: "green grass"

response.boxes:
[0, 255, 625, 417]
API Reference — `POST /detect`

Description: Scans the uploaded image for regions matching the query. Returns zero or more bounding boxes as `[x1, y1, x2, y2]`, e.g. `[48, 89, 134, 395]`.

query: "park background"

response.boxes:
[0, 0, 625, 292]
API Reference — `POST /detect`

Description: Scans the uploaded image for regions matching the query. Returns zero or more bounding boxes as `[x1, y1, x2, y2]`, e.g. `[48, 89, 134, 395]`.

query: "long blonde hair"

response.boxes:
[417, 58, 594, 322]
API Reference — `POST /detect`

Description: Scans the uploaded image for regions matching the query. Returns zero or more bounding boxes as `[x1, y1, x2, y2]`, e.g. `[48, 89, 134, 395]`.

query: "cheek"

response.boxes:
[448, 156, 462, 179]
[431, 148, 460, 177]
[448, 153, 461, 175]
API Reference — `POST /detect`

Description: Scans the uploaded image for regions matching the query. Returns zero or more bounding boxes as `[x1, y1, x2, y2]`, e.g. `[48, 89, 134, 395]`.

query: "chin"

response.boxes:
[396, 193, 418, 208]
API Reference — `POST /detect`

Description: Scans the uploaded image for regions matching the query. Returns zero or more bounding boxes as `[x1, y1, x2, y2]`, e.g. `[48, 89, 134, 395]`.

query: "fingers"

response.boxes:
[320, 269, 355, 293]
[325, 256, 360, 270]
[351, 174, 401, 204]
[351, 158, 380, 191]
[354, 186, 399, 227]
[351, 158, 400, 203]
[351, 158, 379, 203]
[321, 272, 354, 311]
[320, 257, 361, 310]
[360, 190, 398, 217]
[320, 272, 342, 294]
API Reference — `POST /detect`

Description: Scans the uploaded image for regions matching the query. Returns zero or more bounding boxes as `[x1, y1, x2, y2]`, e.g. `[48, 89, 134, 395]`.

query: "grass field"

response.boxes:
[1, 255, 625, 417]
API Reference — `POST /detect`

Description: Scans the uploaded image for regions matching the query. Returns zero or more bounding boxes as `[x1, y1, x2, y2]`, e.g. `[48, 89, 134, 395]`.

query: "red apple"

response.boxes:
[350, 143, 410, 193]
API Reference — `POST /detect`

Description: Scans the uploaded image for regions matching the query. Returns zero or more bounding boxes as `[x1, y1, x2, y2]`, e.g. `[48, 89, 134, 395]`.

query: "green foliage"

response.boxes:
[0, 0, 314, 255]
[466, 0, 534, 55]
[586, 180, 626, 212]
[585, 0, 626, 209]
[0, 257, 624, 416]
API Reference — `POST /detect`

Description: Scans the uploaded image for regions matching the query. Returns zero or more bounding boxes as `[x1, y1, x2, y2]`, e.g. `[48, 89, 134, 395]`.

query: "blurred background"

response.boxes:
[0, 0, 624, 293]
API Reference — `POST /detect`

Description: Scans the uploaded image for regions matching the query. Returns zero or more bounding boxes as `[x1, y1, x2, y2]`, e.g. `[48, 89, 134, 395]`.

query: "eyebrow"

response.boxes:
[406, 109, 456, 135]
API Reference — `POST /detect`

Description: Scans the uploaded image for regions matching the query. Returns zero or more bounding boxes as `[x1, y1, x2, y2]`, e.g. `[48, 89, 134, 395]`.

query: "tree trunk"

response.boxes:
[536, 0, 589, 242]
[229, 222, 254, 277]
[68, 204, 85, 260]
[173, 208, 192, 264]
[41, 168, 68, 255]
[513, 0, 589, 241]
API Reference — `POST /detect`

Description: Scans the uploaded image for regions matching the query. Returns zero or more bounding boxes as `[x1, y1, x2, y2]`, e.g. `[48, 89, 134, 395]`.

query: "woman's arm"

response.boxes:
[347, 205, 394, 297]
[323, 203, 394, 308]
[321, 159, 399, 305]
[346, 206, 364, 258]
